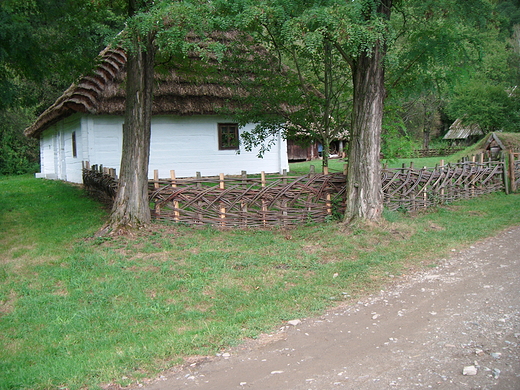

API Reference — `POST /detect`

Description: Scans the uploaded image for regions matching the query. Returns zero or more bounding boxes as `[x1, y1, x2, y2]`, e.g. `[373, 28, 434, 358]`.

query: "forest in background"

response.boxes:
[1, 0, 520, 176]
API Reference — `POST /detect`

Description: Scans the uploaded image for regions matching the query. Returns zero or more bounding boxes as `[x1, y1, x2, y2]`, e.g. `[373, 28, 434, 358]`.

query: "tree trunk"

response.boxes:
[343, 0, 391, 225]
[106, 30, 155, 233]
[423, 128, 431, 150]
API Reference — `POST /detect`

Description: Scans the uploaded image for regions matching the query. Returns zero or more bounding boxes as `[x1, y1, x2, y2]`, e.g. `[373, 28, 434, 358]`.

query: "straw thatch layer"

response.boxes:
[25, 47, 128, 138]
[25, 32, 273, 138]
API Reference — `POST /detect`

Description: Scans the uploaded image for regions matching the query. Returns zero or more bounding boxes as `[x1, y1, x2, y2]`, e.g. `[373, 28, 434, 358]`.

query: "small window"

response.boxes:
[218, 123, 239, 150]
[72, 131, 77, 158]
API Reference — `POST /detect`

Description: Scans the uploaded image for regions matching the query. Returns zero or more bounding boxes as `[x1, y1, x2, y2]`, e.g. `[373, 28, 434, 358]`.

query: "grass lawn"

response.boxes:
[288, 149, 476, 175]
[1, 174, 519, 390]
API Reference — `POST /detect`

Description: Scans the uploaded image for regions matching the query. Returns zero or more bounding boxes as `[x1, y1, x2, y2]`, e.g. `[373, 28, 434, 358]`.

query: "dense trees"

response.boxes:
[212, 0, 514, 223]
[3, 0, 520, 227]
[0, 0, 126, 175]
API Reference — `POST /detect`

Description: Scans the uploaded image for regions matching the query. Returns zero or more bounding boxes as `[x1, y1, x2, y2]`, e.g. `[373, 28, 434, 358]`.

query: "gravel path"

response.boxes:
[136, 226, 520, 390]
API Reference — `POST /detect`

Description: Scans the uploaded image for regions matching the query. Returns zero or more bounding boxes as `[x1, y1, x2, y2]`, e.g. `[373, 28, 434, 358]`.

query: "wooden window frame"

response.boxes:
[218, 123, 239, 151]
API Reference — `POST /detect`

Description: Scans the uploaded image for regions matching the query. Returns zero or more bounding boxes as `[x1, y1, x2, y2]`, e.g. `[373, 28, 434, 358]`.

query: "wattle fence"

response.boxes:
[381, 159, 505, 211]
[149, 170, 345, 227]
[82, 155, 515, 228]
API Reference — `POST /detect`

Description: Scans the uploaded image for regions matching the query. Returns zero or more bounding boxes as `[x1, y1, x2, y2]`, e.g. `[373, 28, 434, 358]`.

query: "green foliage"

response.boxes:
[447, 80, 520, 132]
[0, 108, 39, 175]
[497, 0, 520, 32]
[0, 0, 126, 109]
[385, 0, 518, 145]
[381, 105, 419, 159]
[0, 0, 126, 178]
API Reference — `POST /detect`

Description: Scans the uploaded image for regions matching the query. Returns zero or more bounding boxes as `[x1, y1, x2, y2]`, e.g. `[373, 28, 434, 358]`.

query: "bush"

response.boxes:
[0, 108, 39, 175]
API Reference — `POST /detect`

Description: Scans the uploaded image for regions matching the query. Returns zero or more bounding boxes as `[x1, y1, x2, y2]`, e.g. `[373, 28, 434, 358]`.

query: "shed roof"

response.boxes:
[25, 32, 289, 139]
[443, 118, 484, 140]
[482, 132, 520, 151]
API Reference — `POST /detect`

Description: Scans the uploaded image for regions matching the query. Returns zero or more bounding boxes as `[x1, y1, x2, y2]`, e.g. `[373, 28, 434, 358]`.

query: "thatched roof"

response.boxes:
[25, 32, 283, 139]
[443, 118, 484, 140]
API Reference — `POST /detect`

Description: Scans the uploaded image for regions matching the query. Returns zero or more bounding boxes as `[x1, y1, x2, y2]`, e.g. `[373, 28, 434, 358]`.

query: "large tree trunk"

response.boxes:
[107, 30, 155, 233]
[343, 0, 391, 225]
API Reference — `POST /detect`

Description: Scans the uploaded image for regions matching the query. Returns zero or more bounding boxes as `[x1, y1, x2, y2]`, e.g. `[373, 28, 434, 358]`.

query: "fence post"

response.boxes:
[171, 170, 180, 222]
[422, 167, 428, 208]
[323, 166, 332, 216]
[261, 171, 267, 227]
[502, 155, 510, 195]
[154, 170, 160, 216]
[510, 151, 517, 193]
[470, 156, 476, 198]
[196, 172, 203, 222]
[281, 169, 288, 225]
[439, 160, 445, 203]
[409, 162, 416, 211]
[219, 173, 226, 226]
[241, 171, 248, 227]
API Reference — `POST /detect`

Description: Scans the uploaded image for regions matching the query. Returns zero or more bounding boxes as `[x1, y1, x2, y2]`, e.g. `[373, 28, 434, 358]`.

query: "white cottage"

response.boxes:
[25, 42, 289, 184]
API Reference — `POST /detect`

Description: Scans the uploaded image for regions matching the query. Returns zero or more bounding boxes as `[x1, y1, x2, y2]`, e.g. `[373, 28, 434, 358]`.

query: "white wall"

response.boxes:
[40, 128, 56, 177]
[38, 114, 289, 183]
[38, 115, 82, 182]
[86, 115, 124, 171]
[61, 116, 83, 183]
[149, 116, 288, 178]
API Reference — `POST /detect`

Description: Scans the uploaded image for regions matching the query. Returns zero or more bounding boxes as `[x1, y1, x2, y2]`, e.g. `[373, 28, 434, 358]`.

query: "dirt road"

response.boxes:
[137, 226, 520, 390]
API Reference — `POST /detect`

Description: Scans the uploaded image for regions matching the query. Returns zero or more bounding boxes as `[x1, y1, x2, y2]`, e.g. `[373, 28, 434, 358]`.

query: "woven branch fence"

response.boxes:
[382, 159, 505, 212]
[509, 152, 520, 192]
[82, 155, 516, 228]
[149, 170, 345, 227]
[412, 147, 465, 158]
[82, 163, 118, 201]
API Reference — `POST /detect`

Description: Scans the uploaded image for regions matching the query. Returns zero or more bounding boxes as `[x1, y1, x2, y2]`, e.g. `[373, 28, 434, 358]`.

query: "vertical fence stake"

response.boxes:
[219, 173, 226, 227]
[241, 171, 248, 227]
[470, 155, 476, 198]
[422, 167, 428, 208]
[170, 170, 180, 222]
[509, 151, 516, 193]
[281, 169, 288, 225]
[261, 171, 267, 227]
[439, 160, 445, 203]
[502, 154, 510, 194]
[196, 172, 203, 222]
[154, 170, 160, 215]
[323, 166, 331, 215]
[154, 170, 159, 189]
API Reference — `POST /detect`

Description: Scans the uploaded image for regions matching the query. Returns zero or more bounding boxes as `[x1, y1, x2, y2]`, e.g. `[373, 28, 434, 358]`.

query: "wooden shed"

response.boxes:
[481, 132, 520, 159]
[443, 118, 484, 145]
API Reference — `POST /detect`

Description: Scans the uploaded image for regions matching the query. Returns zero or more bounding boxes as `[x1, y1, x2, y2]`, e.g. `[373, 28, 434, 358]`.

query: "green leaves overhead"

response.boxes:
[0, 0, 126, 109]
[447, 81, 520, 133]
